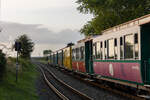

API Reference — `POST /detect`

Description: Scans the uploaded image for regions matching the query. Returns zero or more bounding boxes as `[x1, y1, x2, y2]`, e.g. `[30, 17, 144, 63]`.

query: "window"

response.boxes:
[104, 41, 107, 59]
[72, 49, 75, 60]
[108, 39, 114, 59]
[93, 43, 96, 59]
[63, 50, 65, 58]
[120, 37, 124, 59]
[120, 37, 123, 45]
[124, 34, 134, 59]
[76, 48, 80, 60]
[67, 49, 70, 57]
[114, 38, 118, 59]
[96, 42, 100, 59]
[100, 42, 103, 59]
[80, 46, 84, 60]
[134, 33, 139, 59]
[114, 38, 117, 46]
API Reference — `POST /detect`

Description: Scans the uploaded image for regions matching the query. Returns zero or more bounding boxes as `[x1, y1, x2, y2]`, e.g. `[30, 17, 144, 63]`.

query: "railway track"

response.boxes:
[46, 63, 148, 100]
[37, 62, 93, 100]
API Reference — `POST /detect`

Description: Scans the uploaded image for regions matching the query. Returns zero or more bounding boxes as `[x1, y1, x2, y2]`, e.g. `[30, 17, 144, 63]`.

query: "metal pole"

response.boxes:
[16, 51, 19, 83]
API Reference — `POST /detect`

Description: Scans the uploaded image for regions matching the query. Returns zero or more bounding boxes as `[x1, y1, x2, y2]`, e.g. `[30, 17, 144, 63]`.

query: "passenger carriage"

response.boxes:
[92, 25, 141, 84]
[49, 53, 53, 64]
[62, 46, 72, 70]
[72, 42, 86, 73]
[91, 14, 150, 88]
[49, 14, 150, 90]
[53, 52, 58, 66]
[50, 52, 54, 64]
[57, 49, 63, 67]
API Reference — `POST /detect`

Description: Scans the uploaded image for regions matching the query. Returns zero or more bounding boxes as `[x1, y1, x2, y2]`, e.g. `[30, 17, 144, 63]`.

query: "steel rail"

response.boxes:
[48, 64, 147, 100]
[78, 77, 146, 100]
[38, 66, 69, 100]
[40, 64, 93, 100]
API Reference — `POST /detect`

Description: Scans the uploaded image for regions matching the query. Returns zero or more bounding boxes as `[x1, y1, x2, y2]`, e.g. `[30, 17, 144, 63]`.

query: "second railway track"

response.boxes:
[37, 62, 93, 100]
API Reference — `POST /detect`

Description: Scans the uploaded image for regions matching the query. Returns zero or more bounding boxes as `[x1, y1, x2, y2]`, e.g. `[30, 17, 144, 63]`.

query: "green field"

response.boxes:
[0, 58, 39, 100]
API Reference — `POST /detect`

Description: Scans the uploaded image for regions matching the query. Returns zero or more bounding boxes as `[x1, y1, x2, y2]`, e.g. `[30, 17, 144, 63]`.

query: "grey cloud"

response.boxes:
[0, 21, 84, 45]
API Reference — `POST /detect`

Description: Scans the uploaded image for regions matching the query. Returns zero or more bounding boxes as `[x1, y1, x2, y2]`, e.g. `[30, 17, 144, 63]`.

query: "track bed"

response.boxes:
[44, 64, 129, 100]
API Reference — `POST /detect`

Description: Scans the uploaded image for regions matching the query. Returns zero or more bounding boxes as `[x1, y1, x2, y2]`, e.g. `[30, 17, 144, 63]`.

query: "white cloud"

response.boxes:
[3, 0, 76, 9]
[0, 0, 92, 56]
[2, 0, 93, 31]
[0, 21, 84, 56]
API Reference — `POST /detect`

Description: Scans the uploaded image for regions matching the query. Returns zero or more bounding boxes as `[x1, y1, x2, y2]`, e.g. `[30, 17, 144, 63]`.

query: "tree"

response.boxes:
[15, 34, 34, 58]
[76, 0, 150, 36]
[80, 21, 95, 36]
[43, 50, 52, 61]
[0, 50, 6, 81]
[43, 50, 52, 56]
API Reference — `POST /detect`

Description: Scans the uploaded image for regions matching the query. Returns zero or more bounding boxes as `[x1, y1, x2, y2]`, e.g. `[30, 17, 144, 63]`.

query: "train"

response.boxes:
[49, 14, 150, 91]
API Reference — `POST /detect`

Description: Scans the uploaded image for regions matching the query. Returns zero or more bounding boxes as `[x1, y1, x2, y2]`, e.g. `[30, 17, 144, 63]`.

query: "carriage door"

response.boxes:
[85, 40, 94, 74]
[141, 23, 150, 84]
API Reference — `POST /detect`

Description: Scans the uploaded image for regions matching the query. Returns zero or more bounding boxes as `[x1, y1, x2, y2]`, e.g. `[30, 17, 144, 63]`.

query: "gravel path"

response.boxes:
[45, 64, 130, 100]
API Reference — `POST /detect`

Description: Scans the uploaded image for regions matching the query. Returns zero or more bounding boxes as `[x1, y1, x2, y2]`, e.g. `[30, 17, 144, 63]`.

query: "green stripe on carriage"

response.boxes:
[93, 59, 141, 63]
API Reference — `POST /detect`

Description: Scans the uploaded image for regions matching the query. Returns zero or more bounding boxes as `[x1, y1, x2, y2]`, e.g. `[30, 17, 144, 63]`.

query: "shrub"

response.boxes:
[0, 50, 6, 81]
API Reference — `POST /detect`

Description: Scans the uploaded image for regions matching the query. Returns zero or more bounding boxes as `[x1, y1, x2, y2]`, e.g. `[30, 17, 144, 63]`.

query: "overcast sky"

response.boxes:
[0, 0, 92, 57]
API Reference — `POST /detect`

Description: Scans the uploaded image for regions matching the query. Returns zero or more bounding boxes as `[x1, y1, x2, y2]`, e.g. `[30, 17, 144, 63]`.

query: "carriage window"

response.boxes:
[83, 47, 85, 59]
[134, 33, 139, 59]
[96, 42, 100, 59]
[67, 50, 69, 57]
[114, 38, 117, 46]
[76, 48, 80, 60]
[120, 37, 124, 59]
[72, 49, 75, 60]
[100, 42, 103, 59]
[80, 47, 84, 60]
[72, 49, 73, 60]
[114, 38, 118, 59]
[63, 50, 66, 59]
[108, 39, 114, 59]
[63, 51, 65, 58]
[120, 37, 123, 45]
[101, 42, 103, 48]
[93, 43, 96, 59]
[104, 41, 107, 59]
[134, 34, 138, 43]
[74, 49, 76, 60]
[124, 34, 134, 59]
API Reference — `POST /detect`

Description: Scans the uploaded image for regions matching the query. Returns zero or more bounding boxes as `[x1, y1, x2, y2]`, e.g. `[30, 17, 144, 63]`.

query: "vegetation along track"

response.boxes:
[46, 64, 147, 100]
[37, 62, 93, 100]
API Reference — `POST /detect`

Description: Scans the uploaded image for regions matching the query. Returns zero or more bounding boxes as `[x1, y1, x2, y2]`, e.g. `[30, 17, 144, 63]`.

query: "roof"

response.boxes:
[77, 36, 93, 43]
[102, 14, 150, 34]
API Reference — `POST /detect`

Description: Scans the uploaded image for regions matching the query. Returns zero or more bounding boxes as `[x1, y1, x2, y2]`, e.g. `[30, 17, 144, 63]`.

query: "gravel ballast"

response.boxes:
[44, 69, 84, 100]
[45, 64, 129, 100]
[35, 65, 61, 100]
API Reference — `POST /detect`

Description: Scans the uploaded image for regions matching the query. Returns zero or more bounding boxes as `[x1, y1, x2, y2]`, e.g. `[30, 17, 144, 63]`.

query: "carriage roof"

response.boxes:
[102, 14, 150, 35]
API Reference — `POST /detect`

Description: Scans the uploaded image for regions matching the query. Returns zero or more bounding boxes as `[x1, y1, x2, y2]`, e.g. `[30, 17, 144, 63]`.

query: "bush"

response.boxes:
[0, 50, 6, 81]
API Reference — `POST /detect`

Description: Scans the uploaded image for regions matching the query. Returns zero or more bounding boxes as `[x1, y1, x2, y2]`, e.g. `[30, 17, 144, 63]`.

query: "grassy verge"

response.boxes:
[0, 58, 39, 100]
[38, 60, 48, 64]
[39, 57, 49, 64]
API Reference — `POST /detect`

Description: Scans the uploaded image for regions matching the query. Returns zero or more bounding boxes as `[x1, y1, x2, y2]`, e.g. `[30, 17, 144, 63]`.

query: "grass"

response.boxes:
[39, 60, 48, 64]
[38, 57, 49, 64]
[0, 58, 39, 100]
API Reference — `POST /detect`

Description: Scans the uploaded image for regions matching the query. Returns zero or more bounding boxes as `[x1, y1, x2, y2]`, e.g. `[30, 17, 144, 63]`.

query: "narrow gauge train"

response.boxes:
[49, 14, 150, 91]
